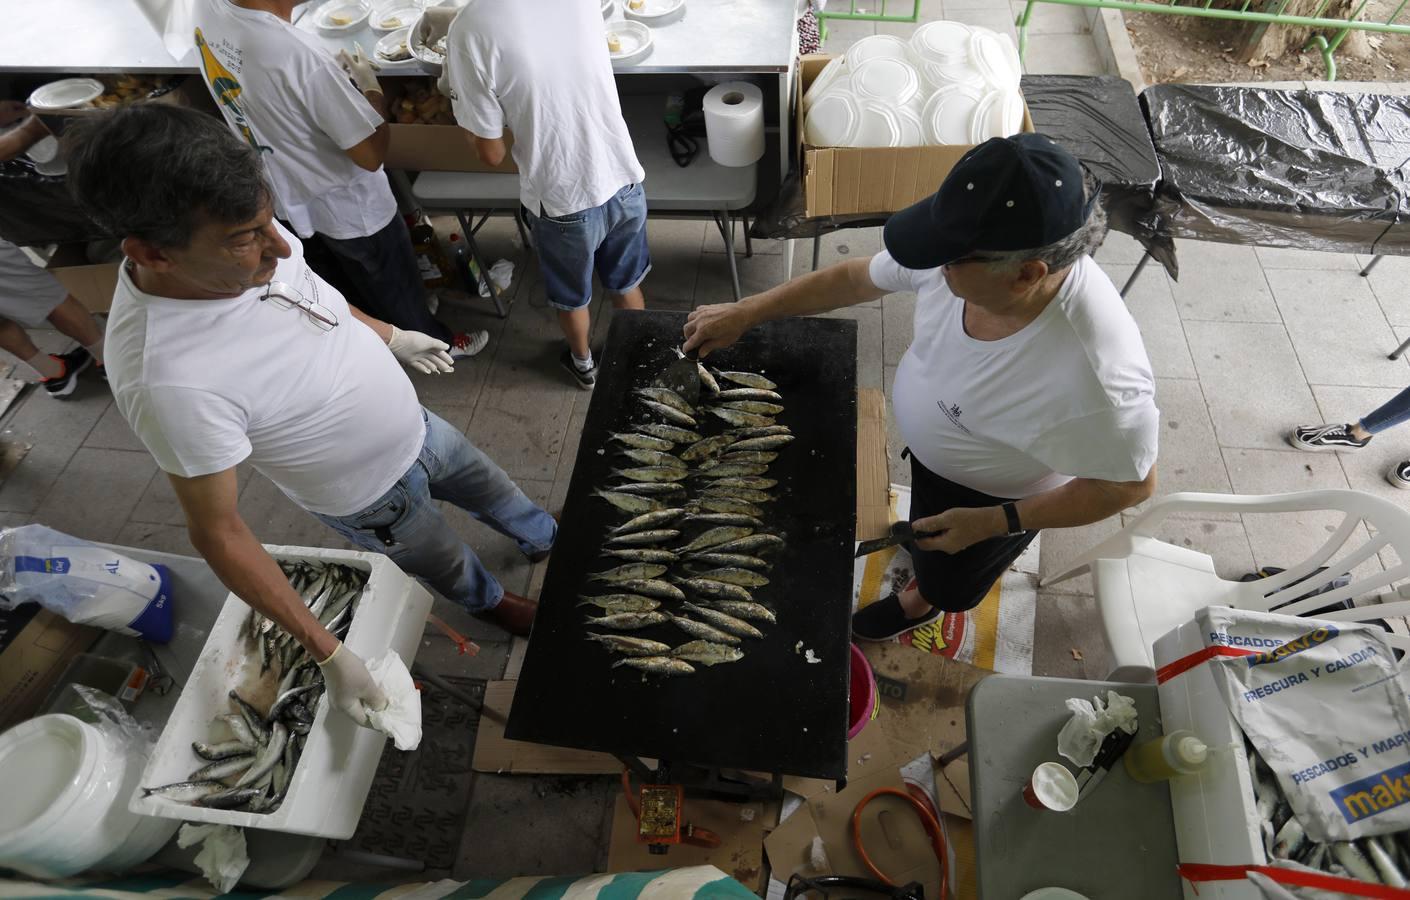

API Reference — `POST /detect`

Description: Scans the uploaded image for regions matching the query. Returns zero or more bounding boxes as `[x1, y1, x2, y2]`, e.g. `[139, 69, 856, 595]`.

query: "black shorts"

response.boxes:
[905, 449, 1037, 613]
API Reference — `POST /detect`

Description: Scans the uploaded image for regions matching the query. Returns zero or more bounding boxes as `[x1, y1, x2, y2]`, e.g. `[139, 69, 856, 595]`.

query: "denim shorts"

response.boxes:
[527, 183, 652, 311]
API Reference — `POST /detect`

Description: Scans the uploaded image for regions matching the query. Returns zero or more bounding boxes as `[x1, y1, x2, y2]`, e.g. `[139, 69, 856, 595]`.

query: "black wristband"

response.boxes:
[1002, 501, 1023, 536]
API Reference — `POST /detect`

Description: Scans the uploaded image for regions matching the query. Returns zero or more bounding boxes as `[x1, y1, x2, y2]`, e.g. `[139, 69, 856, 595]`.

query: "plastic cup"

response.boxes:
[1022, 761, 1078, 812]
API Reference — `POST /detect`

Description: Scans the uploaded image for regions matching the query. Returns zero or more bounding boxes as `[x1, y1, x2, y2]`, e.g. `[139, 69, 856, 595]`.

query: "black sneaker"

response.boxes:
[1390, 461, 1410, 491]
[40, 348, 92, 398]
[559, 348, 596, 390]
[1288, 423, 1371, 452]
[851, 593, 943, 641]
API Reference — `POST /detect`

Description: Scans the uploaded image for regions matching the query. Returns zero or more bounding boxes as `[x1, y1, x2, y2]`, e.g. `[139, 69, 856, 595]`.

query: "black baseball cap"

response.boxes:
[882, 133, 1099, 270]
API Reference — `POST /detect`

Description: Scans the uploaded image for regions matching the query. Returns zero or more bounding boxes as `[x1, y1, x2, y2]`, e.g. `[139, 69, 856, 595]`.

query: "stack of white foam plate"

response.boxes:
[803, 27, 1025, 149]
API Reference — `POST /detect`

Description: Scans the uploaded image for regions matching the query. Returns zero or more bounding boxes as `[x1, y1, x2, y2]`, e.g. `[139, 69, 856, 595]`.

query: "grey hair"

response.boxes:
[62, 104, 272, 249]
[981, 170, 1107, 275]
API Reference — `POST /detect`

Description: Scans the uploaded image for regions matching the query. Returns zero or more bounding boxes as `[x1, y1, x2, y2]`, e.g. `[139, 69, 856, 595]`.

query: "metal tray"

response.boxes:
[623, 0, 686, 26]
[507, 310, 858, 780]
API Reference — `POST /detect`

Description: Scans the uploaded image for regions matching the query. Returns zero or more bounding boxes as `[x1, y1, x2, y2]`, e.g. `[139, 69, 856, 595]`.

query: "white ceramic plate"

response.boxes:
[374, 27, 416, 64]
[622, 0, 685, 26]
[28, 78, 104, 111]
[369, 2, 420, 32]
[607, 20, 654, 65]
[314, 0, 371, 31]
[922, 83, 984, 145]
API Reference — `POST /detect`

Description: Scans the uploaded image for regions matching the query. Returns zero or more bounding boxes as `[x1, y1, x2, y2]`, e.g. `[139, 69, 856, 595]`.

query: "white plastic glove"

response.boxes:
[318, 642, 389, 727]
[417, 6, 458, 46]
[336, 45, 381, 95]
[388, 326, 455, 375]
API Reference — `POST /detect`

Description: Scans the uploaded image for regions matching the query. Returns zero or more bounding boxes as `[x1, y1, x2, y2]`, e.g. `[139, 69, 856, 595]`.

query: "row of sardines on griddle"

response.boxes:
[141, 561, 369, 812]
[586, 363, 792, 677]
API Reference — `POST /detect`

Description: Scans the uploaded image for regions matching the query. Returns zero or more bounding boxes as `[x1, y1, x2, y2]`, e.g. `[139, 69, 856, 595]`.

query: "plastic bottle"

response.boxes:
[447, 233, 482, 294]
[407, 216, 450, 289]
[1124, 729, 1209, 782]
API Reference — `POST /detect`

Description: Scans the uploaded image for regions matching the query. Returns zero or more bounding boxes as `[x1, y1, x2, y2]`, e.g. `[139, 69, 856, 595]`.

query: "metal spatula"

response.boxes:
[657, 345, 701, 406]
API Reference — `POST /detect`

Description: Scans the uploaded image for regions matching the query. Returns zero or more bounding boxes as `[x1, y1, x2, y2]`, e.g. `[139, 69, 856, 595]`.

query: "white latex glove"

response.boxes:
[388, 326, 455, 375]
[417, 6, 457, 46]
[318, 642, 389, 727]
[336, 45, 381, 95]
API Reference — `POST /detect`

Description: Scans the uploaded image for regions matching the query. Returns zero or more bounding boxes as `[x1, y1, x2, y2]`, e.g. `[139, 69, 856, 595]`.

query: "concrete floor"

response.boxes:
[6, 10, 1410, 889]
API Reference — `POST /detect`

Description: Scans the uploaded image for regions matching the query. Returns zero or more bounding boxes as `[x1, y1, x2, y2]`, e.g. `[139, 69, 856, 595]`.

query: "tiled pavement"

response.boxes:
[6, 11, 1410, 885]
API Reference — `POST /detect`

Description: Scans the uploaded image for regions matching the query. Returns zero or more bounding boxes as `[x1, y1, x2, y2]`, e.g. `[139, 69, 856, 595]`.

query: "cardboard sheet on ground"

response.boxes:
[853, 485, 1038, 673]
[606, 794, 773, 892]
[472, 681, 620, 774]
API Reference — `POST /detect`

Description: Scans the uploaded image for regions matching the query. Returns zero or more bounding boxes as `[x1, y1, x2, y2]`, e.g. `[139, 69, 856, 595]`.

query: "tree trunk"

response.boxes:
[1233, 0, 1371, 64]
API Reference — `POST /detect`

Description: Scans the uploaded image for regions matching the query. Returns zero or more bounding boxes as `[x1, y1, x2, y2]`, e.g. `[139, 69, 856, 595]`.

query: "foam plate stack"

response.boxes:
[803, 25, 1023, 149]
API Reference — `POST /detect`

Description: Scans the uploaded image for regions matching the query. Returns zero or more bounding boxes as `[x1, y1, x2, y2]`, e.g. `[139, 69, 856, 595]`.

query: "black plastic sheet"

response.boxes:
[1141, 84, 1410, 277]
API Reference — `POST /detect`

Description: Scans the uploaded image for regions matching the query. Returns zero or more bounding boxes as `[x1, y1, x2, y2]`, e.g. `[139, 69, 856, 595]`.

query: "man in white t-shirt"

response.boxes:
[684, 134, 1159, 640]
[191, 0, 488, 360]
[422, 0, 649, 390]
[64, 104, 556, 728]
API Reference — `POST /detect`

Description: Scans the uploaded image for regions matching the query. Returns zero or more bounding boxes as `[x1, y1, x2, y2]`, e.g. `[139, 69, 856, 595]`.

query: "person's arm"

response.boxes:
[346, 303, 455, 374]
[474, 135, 506, 167]
[336, 48, 391, 171]
[347, 303, 391, 341]
[0, 115, 49, 163]
[913, 466, 1158, 554]
[683, 256, 886, 357]
[168, 468, 340, 660]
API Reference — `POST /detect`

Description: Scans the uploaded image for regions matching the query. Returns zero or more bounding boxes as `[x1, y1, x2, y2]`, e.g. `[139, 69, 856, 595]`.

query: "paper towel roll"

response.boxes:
[704, 81, 765, 168]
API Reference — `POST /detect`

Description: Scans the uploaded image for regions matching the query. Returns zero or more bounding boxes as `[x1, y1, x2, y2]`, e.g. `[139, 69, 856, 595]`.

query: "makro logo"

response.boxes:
[1247, 625, 1339, 668]
[1330, 760, 1410, 824]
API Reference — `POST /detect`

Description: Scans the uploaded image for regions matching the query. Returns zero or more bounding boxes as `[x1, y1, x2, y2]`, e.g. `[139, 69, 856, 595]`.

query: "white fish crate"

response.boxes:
[127, 545, 433, 838]
[1154, 620, 1267, 900]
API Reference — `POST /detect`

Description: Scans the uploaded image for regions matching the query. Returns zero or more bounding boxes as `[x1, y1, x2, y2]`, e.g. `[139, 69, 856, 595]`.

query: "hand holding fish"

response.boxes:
[318, 642, 389, 727]
[683, 302, 755, 358]
[912, 506, 1008, 554]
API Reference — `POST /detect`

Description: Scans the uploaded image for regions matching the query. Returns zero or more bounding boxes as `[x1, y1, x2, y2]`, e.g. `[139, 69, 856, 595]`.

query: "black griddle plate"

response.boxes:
[506, 310, 858, 780]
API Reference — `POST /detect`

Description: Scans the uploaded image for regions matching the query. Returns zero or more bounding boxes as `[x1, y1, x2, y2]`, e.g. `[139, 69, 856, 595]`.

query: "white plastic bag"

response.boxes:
[0, 525, 174, 641]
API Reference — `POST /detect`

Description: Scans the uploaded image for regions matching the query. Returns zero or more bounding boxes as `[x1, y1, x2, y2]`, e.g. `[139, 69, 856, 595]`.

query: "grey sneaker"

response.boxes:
[559, 349, 597, 390]
[1288, 423, 1371, 452]
[1389, 461, 1410, 490]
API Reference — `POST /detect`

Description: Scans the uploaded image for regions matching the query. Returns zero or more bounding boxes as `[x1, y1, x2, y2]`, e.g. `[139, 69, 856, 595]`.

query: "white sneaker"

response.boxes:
[449, 330, 490, 359]
[1389, 461, 1410, 490]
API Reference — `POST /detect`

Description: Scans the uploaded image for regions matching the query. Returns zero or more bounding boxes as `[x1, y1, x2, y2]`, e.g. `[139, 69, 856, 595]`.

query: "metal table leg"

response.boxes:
[1120, 250, 1152, 298]
[1361, 255, 1384, 277]
[812, 224, 823, 272]
[1390, 333, 1410, 361]
[455, 210, 508, 319]
[714, 211, 743, 301]
[514, 208, 533, 253]
[743, 215, 754, 259]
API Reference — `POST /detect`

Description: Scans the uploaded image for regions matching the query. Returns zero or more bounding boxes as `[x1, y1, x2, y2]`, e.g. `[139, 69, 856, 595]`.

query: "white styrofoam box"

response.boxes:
[127, 545, 433, 838]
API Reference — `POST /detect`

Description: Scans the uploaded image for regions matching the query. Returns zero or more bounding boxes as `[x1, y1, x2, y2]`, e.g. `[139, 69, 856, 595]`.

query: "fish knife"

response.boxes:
[854, 520, 939, 557]
[658, 344, 701, 406]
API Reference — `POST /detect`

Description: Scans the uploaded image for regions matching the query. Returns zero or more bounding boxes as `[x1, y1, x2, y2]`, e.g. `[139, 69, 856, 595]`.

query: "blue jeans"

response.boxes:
[525, 183, 652, 311]
[1360, 385, 1410, 434]
[315, 410, 556, 612]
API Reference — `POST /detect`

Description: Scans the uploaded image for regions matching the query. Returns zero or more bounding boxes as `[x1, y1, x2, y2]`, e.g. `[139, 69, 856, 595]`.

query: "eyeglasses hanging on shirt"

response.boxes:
[260, 279, 339, 332]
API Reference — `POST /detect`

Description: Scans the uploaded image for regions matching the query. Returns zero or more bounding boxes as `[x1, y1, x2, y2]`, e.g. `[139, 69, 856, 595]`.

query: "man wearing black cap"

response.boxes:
[683, 134, 1158, 640]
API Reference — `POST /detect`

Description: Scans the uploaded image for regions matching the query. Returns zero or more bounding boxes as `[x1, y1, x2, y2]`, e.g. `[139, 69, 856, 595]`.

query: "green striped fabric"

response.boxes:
[0, 866, 755, 899]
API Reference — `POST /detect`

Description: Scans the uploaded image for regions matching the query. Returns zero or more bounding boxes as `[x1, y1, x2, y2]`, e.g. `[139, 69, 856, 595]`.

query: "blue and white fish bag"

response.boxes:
[1199, 606, 1410, 842]
[0, 525, 173, 642]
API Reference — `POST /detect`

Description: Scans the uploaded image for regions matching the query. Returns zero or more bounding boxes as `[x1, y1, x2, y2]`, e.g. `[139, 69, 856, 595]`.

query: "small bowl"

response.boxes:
[313, 0, 371, 32]
[374, 27, 416, 65]
[407, 10, 447, 74]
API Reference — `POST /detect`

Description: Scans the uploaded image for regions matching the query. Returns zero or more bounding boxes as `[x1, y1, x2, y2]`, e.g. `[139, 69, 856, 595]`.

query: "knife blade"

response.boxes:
[1075, 728, 1138, 802]
[854, 520, 932, 558]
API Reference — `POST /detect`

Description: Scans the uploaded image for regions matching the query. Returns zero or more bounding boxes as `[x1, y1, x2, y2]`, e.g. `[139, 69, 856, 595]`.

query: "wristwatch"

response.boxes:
[1001, 501, 1025, 536]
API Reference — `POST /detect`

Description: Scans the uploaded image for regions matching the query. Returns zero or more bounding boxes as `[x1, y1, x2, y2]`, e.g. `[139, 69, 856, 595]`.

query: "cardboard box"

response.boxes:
[0, 605, 101, 732]
[377, 77, 518, 174]
[797, 55, 1035, 218]
[46, 244, 120, 314]
[855, 388, 890, 542]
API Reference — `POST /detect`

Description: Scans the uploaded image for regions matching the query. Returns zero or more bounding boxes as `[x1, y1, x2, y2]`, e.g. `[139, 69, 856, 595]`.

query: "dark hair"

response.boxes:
[63, 104, 271, 249]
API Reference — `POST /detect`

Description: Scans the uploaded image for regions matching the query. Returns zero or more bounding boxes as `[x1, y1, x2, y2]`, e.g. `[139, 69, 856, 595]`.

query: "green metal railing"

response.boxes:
[817, 0, 922, 41]
[1017, 0, 1410, 80]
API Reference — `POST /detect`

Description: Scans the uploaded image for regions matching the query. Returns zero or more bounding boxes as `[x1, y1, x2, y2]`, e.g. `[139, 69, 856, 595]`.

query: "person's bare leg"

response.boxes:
[1349, 422, 1373, 441]
[613, 285, 645, 310]
[46, 296, 104, 363]
[0, 318, 59, 379]
[558, 307, 592, 361]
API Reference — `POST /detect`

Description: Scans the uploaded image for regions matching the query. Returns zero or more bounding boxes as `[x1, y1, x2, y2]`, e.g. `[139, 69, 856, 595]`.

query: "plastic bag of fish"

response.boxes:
[141, 561, 367, 813]
[585, 367, 792, 679]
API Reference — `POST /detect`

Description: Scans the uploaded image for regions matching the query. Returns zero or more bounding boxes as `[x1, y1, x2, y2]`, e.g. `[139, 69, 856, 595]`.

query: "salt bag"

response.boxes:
[0, 525, 174, 641]
[1198, 606, 1410, 842]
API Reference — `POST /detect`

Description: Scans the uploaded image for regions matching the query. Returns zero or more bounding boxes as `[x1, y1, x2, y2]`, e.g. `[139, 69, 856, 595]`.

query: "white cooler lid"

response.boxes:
[805, 90, 860, 147]
[803, 56, 847, 113]
[851, 57, 920, 106]
[971, 28, 1021, 90]
[923, 83, 985, 145]
[845, 33, 912, 68]
[911, 21, 972, 62]
[852, 102, 902, 148]
[896, 105, 925, 147]
[920, 58, 986, 90]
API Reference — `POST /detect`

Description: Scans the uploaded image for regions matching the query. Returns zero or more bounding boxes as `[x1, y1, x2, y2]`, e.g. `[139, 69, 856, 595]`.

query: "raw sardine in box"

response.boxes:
[1154, 619, 1267, 900]
[128, 546, 433, 838]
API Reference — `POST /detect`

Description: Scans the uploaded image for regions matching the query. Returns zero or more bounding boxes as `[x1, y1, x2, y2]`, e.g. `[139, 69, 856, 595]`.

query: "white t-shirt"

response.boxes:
[873, 251, 1159, 499]
[105, 223, 425, 518]
[442, 0, 645, 218]
[191, 0, 397, 240]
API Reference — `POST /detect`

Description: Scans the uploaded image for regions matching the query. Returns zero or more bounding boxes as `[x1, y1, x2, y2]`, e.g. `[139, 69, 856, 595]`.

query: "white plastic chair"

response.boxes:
[1042, 490, 1410, 682]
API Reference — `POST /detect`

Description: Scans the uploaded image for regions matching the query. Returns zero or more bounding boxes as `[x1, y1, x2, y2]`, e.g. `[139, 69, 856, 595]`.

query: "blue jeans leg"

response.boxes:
[1360, 385, 1410, 434]
[420, 409, 558, 558]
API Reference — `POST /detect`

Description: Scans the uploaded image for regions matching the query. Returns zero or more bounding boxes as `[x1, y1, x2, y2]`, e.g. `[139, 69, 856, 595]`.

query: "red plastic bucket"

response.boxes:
[847, 643, 879, 739]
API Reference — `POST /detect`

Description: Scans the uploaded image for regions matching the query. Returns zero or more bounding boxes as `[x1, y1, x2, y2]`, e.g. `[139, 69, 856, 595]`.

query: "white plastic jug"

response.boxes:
[0, 715, 177, 878]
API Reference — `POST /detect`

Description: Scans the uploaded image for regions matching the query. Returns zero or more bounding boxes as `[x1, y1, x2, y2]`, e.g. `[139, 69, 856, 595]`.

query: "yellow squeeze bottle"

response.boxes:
[1125, 729, 1208, 783]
